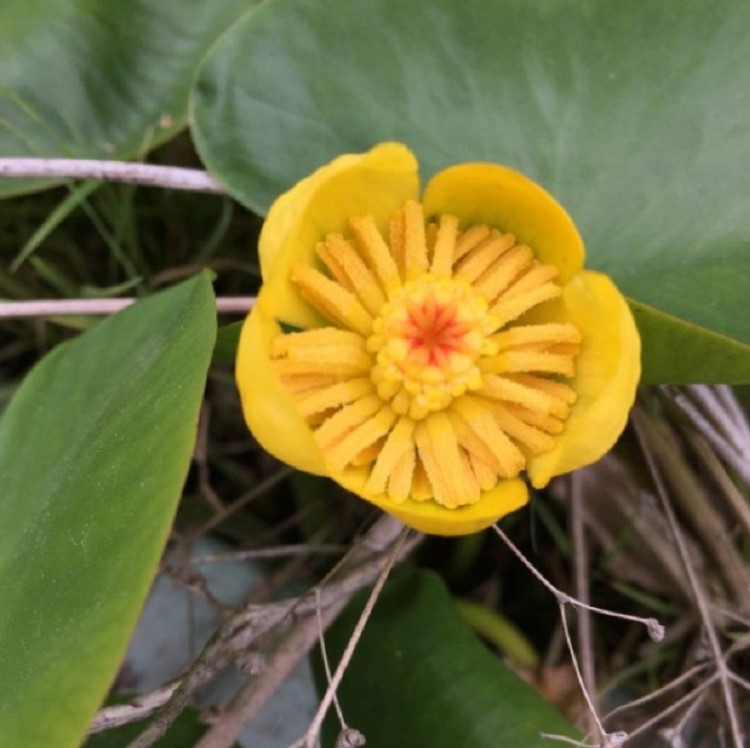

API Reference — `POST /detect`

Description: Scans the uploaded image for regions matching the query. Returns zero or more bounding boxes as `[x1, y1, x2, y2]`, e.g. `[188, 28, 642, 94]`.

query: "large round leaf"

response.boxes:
[0, 0, 255, 196]
[318, 569, 578, 747]
[192, 0, 750, 383]
[0, 274, 216, 746]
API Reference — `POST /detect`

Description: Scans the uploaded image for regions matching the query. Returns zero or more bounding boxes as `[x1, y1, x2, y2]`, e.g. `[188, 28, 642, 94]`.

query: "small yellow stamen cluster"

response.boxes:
[270, 200, 582, 509]
[367, 277, 498, 420]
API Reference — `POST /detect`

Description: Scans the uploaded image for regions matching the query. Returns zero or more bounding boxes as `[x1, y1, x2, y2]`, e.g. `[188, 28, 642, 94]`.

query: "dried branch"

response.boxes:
[123, 516, 421, 748]
[90, 683, 180, 733]
[0, 297, 255, 319]
[0, 157, 224, 193]
[297, 527, 410, 748]
[663, 385, 750, 487]
[194, 605, 339, 748]
[570, 473, 599, 739]
[633, 406, 745, 748]
[634, 405, 750, 616]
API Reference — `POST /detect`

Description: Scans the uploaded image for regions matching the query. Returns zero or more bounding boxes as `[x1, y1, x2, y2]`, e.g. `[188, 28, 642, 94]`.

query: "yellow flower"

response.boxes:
[236, 143, 640, 536]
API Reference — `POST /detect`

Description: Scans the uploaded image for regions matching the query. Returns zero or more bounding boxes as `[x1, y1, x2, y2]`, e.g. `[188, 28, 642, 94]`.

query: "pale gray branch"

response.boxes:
[0, 157, 225, 194]
[633, 407, 745, 748]
[124, 516, 421, 748]
[89, 683, 180, 733]
[0, 296, 255, 318]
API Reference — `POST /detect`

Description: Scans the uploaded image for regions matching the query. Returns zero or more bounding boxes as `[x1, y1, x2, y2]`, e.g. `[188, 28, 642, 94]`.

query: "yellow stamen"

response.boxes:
[389, 445, 417, 503]
[469, 452, 498, 491]
[425, 222, 438, 261]
[314, 395, 382, 449]
[493, 403, 555, 454]
[272, 329, 372, 377]
[415, 413, 479, 508]
[316, 234, 386, 315]
[454, 225, 492, 263]
[403, 200, 429, 278]
[349, 215, 402, 295]
[504, 403, 565, 435]
[452, 396, 526, 477]
[272, 199, 583, 510]
[365, 417, 416, 495]
[510, 373, 578, 405]
[479, 374, 571, 419]
[410, 461, 434, 502]
[430, 214, 459, 277]
[502, 264, 559, 300]
[389, 208, 407, 278]
[281, 372, 343, 395]
[284, 345, 371, 369]
[326, 407, 398, 471]
[274, 356, 370, 378]
[351, 440, 384, 466]
[449, 410, 505, 473]
[314, 240, 354, 292]
[271, 327, 365, 354]
[273, 329, 372, 373]
[455, 230, 515, 283]
[492, 323, 582, 350]
[490, 281, 562, 329]
[291, 264, 373, 336]
[297, 377, 374, 418]
[475, 244, 534, 303]
[481, 350, 576, 377]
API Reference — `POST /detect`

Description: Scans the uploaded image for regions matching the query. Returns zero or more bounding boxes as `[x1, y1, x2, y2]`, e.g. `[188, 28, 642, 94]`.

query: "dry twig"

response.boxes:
[633, 406, 745, 748]
[121, 515, 420, 748]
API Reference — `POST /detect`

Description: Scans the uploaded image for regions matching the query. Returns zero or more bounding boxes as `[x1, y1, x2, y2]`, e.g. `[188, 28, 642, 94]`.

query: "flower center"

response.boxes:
[367, 277, 497, 420]
[270, 200, 582, 510]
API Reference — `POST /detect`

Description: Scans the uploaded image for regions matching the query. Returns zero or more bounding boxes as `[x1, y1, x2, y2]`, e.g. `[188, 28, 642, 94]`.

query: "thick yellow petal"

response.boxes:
[336, 471, 529, 536]
[258, 143, 420, 327]
[527, 271, 640, 487]
[236, 299, 327, 475]
[422, 163, 584, 283]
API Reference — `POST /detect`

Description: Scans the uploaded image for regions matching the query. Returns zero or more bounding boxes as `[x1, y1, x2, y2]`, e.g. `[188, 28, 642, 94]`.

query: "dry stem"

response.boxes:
[0, 157, 224, 193]
[122, 516, 420, 748]
[0, 297, 255, 318]
[633, 406, 745, 748]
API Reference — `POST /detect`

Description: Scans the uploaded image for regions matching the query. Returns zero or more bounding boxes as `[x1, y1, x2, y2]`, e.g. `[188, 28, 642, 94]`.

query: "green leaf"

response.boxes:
[192, 0, 750, 383]
[0, 274, 216, 747]
[319, 570, 578, 748]
[630, 299, 750, 384]
[0, 0, 255, 196]
[212, 320, 243, 366]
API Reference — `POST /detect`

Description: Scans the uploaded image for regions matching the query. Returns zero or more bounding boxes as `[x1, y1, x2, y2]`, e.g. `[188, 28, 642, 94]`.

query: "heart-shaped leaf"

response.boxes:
[0, 274, 216, 746]
[192, 0, 750, 383]
[319, 569, 578, 747]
